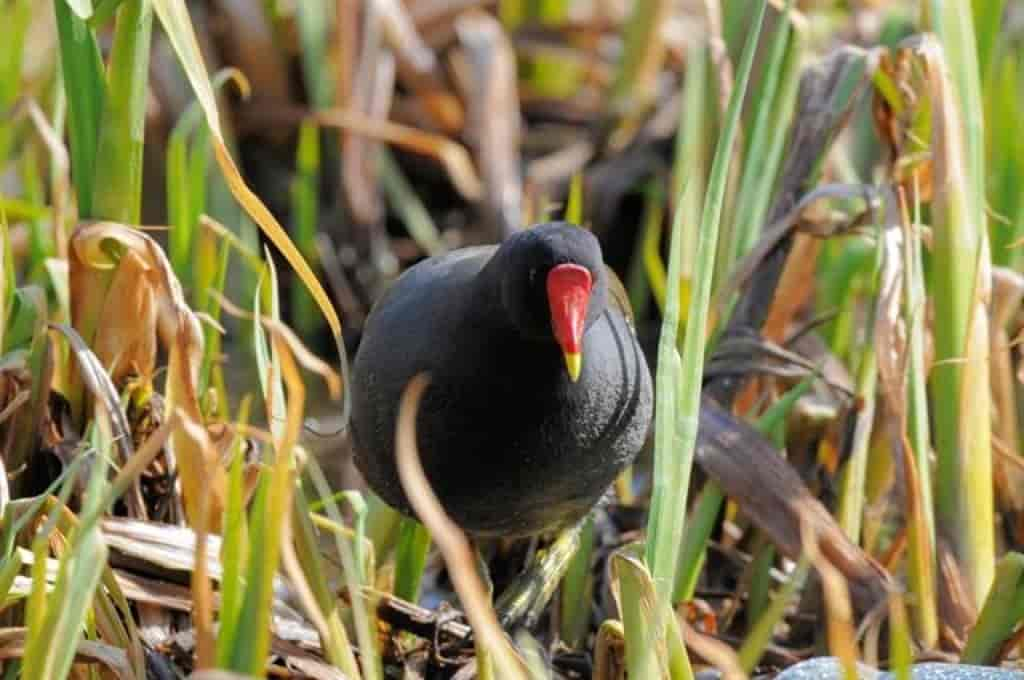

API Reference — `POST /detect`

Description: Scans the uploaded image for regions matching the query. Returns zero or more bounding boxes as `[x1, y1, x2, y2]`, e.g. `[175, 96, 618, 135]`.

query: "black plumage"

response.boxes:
[351, 222, 653, 538]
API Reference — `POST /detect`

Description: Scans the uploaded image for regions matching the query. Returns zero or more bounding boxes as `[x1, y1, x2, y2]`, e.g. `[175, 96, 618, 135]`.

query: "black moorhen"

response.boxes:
[351, 221, 653, 623]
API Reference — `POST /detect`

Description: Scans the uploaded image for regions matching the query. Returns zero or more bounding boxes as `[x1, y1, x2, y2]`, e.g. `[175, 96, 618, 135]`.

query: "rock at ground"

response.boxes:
[772, 657, 1024, 680]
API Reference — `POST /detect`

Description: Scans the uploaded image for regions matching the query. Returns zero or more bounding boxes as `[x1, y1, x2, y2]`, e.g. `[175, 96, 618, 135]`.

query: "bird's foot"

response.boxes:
[494, 522, 584, 630]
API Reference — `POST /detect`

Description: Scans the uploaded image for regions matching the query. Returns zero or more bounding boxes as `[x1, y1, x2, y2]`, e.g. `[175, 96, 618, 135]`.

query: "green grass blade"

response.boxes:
[560, 515, 595, 647]
[53, 0, 107, 217]
[378, 149, 445, 258]
[903, 178, 938, 647]
[720, 0, 795, 275]
[673, 379, 811, 603]
[394, 517, 432, 603]
[0, 0, 32, 166]
[926, 5, 996, 604]
[728, 13, 804, 271]
[290, 120, 322, 335]
[646, 0, 767, 600]
[91, 0, 153, 224]
[836, 229, 883, 543]
[292, 487, 361, 676]
[296, 0, 334, 109]
[961, 552, 1024, 664]
[0, 215, 11, 354]
[737, 556, 810, 672]
[304, 457, 383, 680]
[216, 398, 251, 664]
[972, 0, 1006, 81]
[888, 593, 913, 680]
[225, 473, 278, 674]
[612, 547, 672, 679]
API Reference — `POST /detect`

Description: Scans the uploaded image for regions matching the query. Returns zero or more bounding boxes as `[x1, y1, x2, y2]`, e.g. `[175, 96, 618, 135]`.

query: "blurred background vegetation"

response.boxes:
[3, 0, 1024, 678]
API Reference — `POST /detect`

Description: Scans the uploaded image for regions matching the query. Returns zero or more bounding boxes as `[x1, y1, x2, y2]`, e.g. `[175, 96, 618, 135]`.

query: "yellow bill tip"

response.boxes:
[564, 352, 582, 382]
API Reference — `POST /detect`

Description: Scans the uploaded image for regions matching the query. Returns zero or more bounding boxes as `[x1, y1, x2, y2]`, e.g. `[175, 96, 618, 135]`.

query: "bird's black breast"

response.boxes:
[351, 253, 653, 538]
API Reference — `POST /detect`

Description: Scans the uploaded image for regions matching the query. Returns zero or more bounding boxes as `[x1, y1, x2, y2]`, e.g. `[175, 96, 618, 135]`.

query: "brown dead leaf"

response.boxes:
[70, 222, 227, 531]
[697, 397, 892, 616]
[871, 46, 934, 200]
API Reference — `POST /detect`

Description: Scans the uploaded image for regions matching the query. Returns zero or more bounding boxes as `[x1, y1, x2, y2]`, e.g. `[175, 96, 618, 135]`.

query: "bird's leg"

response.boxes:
[494, 520, 584, 630]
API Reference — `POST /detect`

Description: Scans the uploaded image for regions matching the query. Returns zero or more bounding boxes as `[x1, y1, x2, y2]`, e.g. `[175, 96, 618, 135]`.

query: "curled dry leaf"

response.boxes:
[70, 222, 227, 531]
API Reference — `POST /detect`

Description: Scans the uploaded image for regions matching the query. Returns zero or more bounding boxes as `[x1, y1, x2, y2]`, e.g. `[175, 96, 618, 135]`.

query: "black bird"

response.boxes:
[352, 222, 652, 533]
[351, 222, 653, 622]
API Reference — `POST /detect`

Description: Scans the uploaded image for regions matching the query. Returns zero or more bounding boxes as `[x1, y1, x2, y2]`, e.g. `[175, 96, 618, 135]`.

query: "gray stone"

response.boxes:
[771, 657, 881, 679]
[695, 671, 723, 680]
[907, 663, 1024, 679]
[772, 658, 1024, 680]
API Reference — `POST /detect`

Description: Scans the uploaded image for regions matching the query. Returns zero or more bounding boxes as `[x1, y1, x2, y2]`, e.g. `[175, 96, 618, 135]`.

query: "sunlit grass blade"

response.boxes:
[296, 0, 334, 109]
[889, 593, 913, 680]
[395, 374, 527, 680]
[0, 0, 32, 166]
[52, 0, 107, 217]
[22, 425, 111, 680]
[560, 515, 595, 647]
[673, 378, 812, 604]
[960, 551, 1024, 664]
[216, 397, 251, 664]
[291, 485, 362, 676]
[738, 556, 810, 673]
[835, 230, 882, 544]
[90, 0, 153, 224]
[722, 3, 803, 278]
[150, 0, 352, 424]
[290, 120, 322, 336]
[901, 180, 938, 647]
[224, 330, 303, 675]
[394, 517, 431, 603]
[611, 546, 672, 679]
[972, 0, 1006, 81]
[304, 457, 383, 680]
[0, 215, 11, 354]
[921, 11, 996, 604]
[670, 41, 707, 309]
[645, 0, 767, 614]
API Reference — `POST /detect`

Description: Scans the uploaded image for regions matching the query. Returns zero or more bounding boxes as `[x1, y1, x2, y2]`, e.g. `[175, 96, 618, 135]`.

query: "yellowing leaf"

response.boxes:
[149, 0, 349, 421]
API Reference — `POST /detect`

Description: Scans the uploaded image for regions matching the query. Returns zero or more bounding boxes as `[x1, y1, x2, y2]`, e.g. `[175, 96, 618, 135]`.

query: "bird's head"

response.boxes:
[496, 222, 608, 382]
